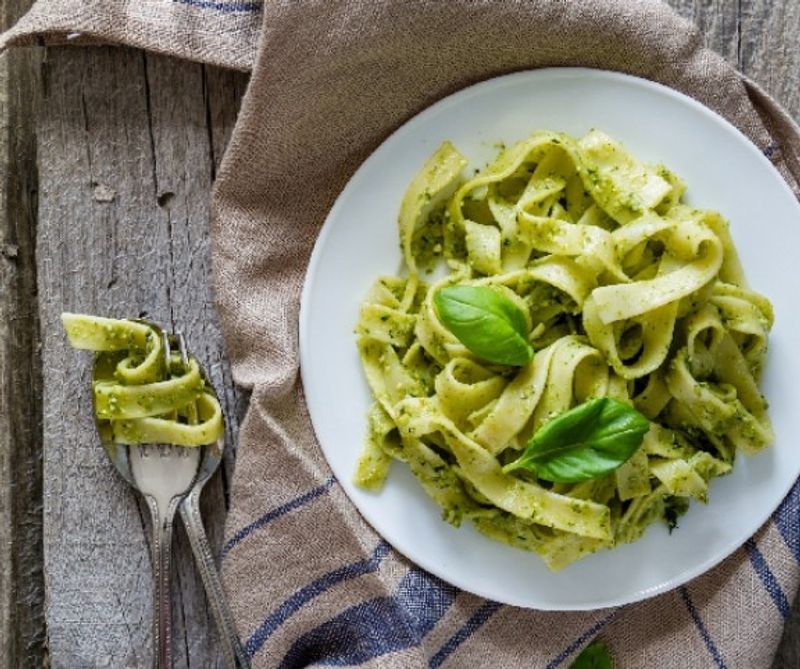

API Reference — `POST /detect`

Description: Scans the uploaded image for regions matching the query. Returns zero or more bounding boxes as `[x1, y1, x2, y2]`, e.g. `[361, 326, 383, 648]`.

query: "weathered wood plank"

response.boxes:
[0, 0, 44, 667]
[739, 0, 800, 121]
[36, 47, 247, 667]
[200, 63, 251, 493]
[667, 0, 800, 120]
[668, 0, 741, 64]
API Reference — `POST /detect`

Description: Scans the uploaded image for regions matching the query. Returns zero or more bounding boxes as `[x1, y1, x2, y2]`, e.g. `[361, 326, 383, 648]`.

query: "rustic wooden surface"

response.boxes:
[1, 1, 799, 668]
[0, 0, 43, 666]
[35, 49, 249, 668]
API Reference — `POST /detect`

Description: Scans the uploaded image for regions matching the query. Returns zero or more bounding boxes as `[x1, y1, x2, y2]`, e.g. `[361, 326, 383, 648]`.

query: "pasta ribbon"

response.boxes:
[399, 142, 467, 272]
[64, 314, 224, 447]
[354, 130, 774, 570]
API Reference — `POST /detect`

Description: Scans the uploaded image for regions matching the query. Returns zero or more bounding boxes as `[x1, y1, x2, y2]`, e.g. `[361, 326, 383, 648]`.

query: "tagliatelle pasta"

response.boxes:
[354, 130, 774, 570]
[63, 313, 224, 447]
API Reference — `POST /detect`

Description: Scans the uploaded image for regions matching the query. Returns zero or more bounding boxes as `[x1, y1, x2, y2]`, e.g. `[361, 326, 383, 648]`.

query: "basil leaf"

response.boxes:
[569, 640, 614, 669]
[433, 285, 533, 366]
[503, 397, 649, 482]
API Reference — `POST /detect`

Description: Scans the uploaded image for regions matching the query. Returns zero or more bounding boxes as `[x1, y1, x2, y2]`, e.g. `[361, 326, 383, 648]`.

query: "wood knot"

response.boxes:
[157, 192, 175, 208]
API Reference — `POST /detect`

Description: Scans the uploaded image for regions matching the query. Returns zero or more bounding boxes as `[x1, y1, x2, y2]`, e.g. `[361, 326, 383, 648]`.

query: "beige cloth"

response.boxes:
[5, 1, 800, 667]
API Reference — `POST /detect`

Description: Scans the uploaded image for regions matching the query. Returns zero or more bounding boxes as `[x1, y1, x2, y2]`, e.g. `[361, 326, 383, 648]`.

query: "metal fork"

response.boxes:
[95, 328, 249, 668]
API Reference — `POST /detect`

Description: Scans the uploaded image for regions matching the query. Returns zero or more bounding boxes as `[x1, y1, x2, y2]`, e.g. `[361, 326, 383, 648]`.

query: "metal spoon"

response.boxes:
[93, 326, 249, 668]
[178, 421, 251, 669]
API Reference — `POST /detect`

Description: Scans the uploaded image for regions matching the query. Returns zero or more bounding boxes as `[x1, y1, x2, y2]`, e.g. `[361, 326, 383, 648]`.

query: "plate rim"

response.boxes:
[298, 66, 799, 610]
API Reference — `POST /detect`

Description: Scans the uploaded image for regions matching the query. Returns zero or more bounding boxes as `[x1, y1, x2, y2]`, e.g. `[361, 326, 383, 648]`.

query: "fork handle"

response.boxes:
[146, 495, 180, 669]
[180, 490, 251, 669]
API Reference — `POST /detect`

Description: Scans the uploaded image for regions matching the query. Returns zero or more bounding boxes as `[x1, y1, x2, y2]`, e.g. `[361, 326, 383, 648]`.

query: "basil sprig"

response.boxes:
[433, 285, 533, 366]
[503, 397, 649, 483]
[569, 639, 614, 669]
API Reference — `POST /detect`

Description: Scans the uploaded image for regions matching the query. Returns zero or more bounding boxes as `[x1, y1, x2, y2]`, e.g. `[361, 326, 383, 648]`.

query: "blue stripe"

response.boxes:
[173, 0, 262, 13]
[245, 541, 391, 659]
[278, 569, 457, 667]
[680, 586, 727, 669]
[745, 538, 791, 619]
[544, 609, 620, 669]
[222, 477, 336, 558]
[395, 569, 458, 638]
[772, 478, 800, 563]
[428, 601, 502, 669]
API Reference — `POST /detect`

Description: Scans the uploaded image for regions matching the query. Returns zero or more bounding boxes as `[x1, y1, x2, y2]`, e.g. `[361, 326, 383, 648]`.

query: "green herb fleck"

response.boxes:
[663, 495, 690, 533]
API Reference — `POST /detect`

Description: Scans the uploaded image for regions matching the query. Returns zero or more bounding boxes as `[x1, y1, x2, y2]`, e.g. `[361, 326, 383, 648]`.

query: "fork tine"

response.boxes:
[175, 332, 189, 367]
[161, 330, 172, 366]
[156, 331, 176, 455]
[173, 332, 191, 459]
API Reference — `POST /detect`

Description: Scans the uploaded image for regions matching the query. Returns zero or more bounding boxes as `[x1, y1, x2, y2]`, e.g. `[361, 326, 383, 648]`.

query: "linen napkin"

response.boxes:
[5, 1, 800, 667]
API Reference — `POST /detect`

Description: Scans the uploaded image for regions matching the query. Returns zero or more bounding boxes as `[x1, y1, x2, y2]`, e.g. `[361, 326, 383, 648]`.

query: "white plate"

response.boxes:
[299, 68, 800, 610]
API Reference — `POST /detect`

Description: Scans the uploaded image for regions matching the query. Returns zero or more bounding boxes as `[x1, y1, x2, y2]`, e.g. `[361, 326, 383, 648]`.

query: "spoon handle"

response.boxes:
[180, 490, 251, 669]
[146, 495, 179, 669]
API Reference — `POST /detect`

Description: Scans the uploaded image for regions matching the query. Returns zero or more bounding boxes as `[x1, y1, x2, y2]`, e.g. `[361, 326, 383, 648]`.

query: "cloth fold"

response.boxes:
[0, 0, 261, 70]
[6, 1, 800, 667]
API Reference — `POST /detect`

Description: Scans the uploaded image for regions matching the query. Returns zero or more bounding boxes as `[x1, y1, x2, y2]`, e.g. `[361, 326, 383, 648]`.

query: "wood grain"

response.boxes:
[0, 0, 43, 666]
[0, 1, 795, 668]
[667, 0, 800, 118]
[36, 47, 248, 667]
[739, 0, 800, 121]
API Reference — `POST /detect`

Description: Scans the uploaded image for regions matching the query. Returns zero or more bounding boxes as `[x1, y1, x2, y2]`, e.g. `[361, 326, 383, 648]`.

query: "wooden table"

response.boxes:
[1, 1, 798, 667]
